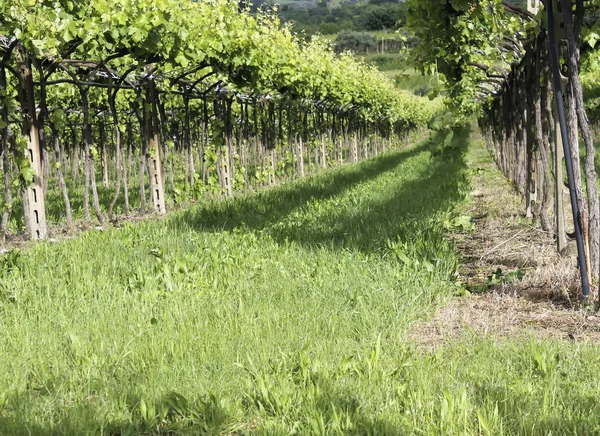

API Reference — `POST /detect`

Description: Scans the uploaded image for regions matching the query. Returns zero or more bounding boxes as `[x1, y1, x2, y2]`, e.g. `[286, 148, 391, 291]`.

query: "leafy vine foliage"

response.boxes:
[0, 0, 442, 240]
[408, 0, 600, 295]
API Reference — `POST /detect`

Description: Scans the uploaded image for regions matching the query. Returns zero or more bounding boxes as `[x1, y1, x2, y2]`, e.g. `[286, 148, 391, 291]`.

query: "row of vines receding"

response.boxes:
[408, 0, 600, 300]
[480, 0, 600, 291]
[0, 0, 442, 241]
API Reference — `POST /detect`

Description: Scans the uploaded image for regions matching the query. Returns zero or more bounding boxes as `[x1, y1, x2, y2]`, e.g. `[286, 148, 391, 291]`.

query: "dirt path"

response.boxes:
[411, 130, 600, 348]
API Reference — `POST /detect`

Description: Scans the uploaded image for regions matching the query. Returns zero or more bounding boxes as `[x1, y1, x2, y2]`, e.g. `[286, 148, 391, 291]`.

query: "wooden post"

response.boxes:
[216, 148, 224, 190]
[183, 92, 195, 188]
[524, 70, 537, 218]
[16, 47, 47, 240]
[223, 139, 232, 196]
[100, 122, 109, 187]
[298, 136, 305, 178]
[554, 108, 568, 254]
[321, 134, 327, 169]
[242, 140, 250, 190]
[270, 148, 277, 185]
[145, 77, 166, 214]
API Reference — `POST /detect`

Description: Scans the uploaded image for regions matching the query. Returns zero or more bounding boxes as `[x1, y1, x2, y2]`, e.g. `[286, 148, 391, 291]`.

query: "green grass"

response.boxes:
[382, 336, 600, 435]
[2, 127, 600, 434]
[0, 133, 469, 434]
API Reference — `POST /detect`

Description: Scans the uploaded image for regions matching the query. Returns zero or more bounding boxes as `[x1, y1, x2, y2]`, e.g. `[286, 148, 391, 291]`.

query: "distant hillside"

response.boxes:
[253, 0, 406, 35]
[252, 0, 530, 37]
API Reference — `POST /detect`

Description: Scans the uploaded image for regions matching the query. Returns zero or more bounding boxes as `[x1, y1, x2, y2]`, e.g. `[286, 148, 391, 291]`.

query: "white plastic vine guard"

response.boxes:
[527, 0, 540, 14]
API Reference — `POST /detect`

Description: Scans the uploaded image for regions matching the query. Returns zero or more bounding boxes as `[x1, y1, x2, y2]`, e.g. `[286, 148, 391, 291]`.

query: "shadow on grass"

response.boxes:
[8, 139, 428, 233]
[169, 140, 431, 235]
[0, 391, 234, 435]
[267, 153, 469, 253]
[170, 127, 472, 254]
[0, 391, 404, 436]
[1, 369, 595, 435]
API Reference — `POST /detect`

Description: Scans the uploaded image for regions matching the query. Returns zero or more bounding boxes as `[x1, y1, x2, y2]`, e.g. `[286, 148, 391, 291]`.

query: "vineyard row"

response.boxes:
[0, 0, 441, 241]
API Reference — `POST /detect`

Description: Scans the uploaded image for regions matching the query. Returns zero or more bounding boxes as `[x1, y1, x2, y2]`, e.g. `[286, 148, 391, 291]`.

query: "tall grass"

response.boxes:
[0, 134, 469, 434]
[2, 128, 599, 434]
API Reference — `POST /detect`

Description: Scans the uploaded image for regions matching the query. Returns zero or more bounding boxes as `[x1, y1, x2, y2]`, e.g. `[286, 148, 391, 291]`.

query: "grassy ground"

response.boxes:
[2, 128, 600, 435]
[0, 133, 469, 434]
